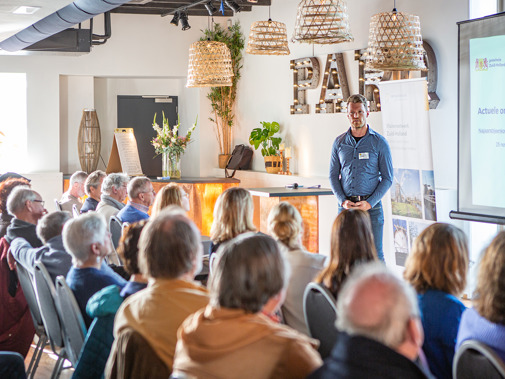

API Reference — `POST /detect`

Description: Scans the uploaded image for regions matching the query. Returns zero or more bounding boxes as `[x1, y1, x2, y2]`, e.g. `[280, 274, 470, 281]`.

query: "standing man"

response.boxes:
[329, 94, 393, 261]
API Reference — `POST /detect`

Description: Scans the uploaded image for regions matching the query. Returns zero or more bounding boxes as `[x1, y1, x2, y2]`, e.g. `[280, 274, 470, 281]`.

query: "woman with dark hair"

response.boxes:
[0, 177, 30, 237]
[314, 209, 377, 299]
[404, 223, 469, 379]
[173, 234, 322, 379]
[456, 231, 505, 361]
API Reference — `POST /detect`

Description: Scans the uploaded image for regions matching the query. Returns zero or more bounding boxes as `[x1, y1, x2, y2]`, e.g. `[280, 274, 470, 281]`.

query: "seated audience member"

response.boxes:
[267, 202, 326, 335]
[173, 234, 322, 379]
[9, 211, 73, 283]
[64, 212, 127, 327]
[60, 170, 87, 213]
[5, 186, 47, 247]
[314, 209, 377, 299]
[456, 231, 505, 361]
[96, 173, 129, 222]
[80, 170, 106, 213]
[73, 221, 148, 379]
[404, 223, 469, 379]
[0, 177, 30, 238]
[107, 209, 208, 375]
[309, 262, 432, 379]
[151, 183, 190, 218]
[116, 177, 155, 223]
[209, 187, 256, 255]
[0, 186, 45, 356]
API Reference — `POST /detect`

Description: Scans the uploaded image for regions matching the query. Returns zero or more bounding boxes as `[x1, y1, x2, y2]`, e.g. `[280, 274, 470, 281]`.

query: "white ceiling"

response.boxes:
[0, 1, 75, 43]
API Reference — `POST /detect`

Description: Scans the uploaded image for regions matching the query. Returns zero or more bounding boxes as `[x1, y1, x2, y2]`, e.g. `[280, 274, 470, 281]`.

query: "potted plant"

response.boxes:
[249, 121, 283, 174]
[202, 22, 245, 168]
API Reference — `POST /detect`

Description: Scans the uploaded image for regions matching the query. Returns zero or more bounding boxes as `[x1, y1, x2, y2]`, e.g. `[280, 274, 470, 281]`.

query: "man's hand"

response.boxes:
[7, 248, 16, 271]
[354, 201, 372, 211]
[342, 200, 355, 209]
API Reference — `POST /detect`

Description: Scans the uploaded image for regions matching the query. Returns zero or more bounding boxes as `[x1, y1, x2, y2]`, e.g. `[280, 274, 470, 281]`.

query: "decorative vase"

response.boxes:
[78, 109, 101, 173]
[218, 154, 232, 169]
[162, 151, 182, 179]
[264, 155, 282, 174]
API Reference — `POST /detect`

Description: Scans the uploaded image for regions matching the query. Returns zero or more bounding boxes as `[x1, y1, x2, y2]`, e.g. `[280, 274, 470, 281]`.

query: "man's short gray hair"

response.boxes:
[6, 186, 36, 216]
[127, 176, 151, 199]
[62, 212, 108, 265]
[336, 262, 419, 349]
[101, 173, 129, 196]
[84, 170, 106, 196]
[70, 171, 88, 186]
[36, 211, 72, 244]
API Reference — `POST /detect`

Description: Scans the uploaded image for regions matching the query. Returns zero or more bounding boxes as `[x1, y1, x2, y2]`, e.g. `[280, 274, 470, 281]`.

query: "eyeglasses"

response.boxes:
[33, 199, 45, 207]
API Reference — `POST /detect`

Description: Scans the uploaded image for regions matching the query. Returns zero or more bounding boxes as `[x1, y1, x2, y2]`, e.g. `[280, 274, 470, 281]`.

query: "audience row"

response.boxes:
[0, 172, 504, 379]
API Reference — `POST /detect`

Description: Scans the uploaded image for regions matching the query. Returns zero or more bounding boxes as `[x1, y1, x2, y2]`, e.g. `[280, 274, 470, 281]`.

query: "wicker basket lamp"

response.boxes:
[247, 19, 290, 55]
[187, 40, 233, 87]
[366, 9, 426, 71]
[292, 0, 353, 44]
[77, 109, 101, 173]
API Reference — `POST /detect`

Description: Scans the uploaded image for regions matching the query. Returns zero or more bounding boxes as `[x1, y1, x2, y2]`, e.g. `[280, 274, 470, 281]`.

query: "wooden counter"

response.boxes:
[248, 187, 334, 253]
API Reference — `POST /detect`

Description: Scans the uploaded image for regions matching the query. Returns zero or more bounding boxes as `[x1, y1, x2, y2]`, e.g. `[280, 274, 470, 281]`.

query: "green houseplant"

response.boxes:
[249, 121, 283, 173]
[202, 22, 245, 168]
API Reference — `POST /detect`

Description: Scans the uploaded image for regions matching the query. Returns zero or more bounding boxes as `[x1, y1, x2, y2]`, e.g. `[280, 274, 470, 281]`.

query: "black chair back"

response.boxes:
[109, 216, 123, 250]
[72, 204, 80, 218]
[54, 199, 62, 211]
[303, 282, 338, 359]
[55, 275, 87, 366]
[453, 340, 505, 379]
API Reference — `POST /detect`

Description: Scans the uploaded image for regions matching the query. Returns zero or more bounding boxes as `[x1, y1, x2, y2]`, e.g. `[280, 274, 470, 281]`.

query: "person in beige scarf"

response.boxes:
[173, 233, 323, 379]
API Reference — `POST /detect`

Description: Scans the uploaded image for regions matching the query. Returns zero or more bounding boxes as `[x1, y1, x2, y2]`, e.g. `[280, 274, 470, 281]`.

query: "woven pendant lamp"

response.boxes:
[292, 0, 353, 44]
[247, 18, 290, 55]
[365, 5, 426, 71]
[187, 40, 233, 87]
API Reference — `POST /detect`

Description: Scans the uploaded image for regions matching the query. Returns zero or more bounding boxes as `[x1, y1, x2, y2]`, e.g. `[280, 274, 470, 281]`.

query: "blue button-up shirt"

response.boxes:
[329, 126, 393, 208]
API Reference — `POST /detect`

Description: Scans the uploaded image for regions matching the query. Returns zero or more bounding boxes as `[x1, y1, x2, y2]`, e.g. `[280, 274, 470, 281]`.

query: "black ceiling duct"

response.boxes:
[0, 0, 130, 52]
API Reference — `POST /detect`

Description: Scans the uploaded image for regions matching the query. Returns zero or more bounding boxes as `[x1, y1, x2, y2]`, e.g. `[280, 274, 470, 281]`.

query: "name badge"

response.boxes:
[359, 152, 369, 160]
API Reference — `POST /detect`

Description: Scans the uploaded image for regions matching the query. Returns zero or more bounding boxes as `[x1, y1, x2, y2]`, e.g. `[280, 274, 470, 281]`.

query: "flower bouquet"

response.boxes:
[151, 112, 197, 179]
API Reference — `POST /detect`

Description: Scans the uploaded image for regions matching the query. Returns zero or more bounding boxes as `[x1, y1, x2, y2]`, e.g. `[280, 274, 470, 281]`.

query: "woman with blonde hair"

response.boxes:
[151, 183, 190, 218]
[456, 231, 505, 362]
[209, 187, 256, 255]
[268, 202, 326, 335]
[314, 209, 377, 299]
[404, 223, 469, 379]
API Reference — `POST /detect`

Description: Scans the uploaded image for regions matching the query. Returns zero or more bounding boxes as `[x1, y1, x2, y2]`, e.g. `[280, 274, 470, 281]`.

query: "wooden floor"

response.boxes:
[24, 339, 74, 379]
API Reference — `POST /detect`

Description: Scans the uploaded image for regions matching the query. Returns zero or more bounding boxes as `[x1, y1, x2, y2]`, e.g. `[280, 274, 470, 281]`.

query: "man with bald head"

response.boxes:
[308, 262, 433, 379]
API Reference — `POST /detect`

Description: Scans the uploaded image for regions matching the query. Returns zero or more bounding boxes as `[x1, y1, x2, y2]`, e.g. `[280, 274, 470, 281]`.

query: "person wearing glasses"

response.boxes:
[116, 177, 156, 224]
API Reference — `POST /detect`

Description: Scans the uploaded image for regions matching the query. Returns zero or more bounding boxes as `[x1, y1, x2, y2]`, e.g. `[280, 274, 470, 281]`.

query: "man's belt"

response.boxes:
[348, 195, 371, 203]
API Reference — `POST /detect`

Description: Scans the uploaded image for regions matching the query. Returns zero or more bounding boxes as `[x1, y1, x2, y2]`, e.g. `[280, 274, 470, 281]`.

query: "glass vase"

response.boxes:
[162, 151, 181, 179]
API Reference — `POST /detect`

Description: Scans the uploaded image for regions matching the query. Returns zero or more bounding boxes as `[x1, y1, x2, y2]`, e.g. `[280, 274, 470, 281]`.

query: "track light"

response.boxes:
[205, 1, 217, 15]
[180, 11, 191, 31]
[170, 11, 180, 26]
[224, 0, 241, 13]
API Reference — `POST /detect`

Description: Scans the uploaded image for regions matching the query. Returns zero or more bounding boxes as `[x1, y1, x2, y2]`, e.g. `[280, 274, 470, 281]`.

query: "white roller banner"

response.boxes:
[379, 78, 436, 268]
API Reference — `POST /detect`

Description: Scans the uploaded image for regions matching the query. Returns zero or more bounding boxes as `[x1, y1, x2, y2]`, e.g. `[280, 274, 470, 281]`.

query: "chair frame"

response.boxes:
[453, 339, 505, 379]
[303, 282, 338, 359]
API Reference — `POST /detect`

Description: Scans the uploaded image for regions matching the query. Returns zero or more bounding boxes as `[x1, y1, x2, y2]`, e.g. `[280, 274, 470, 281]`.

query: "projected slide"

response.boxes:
[470, 35, 505, 208]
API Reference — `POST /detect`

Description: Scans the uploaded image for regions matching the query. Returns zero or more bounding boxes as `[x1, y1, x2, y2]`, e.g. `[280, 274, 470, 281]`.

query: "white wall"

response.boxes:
[0, 1, 470, 263]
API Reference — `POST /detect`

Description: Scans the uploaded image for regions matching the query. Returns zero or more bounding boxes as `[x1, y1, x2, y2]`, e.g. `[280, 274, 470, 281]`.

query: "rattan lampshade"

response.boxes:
[366, 10, 426, 71]
[187, 40, 233, 87]
[292, 0, 353, 44]
[246, 19, 290, 55]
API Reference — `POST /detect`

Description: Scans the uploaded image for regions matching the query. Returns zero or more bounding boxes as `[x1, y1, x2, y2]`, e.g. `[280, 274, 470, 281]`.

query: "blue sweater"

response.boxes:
[456, 307, 505, 362]
[116, 204, 149, 224]
[418, 289, 466, 379]
[66, 265, 127, 328]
